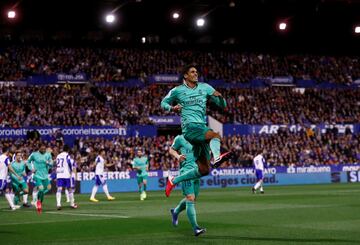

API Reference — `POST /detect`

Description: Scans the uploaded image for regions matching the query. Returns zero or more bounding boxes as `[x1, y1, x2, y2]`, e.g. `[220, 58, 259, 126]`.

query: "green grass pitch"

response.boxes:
[1, 183, 360, 245]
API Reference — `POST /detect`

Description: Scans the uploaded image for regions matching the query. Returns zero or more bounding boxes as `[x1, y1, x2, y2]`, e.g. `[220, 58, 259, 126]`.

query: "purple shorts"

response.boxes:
[0, 179, 7, 190]
[57, 178, 71, 188]
[95, 175, 106, 186]
[255, 169, 264, 180]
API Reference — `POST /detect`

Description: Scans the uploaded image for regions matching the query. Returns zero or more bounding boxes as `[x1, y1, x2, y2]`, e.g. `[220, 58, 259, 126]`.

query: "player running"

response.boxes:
[169, 135, 206, 236]
[90, 149, 115, 202]
[10, 151, 31, 207]
[131, 150, 149, 201]
[27, 143, 53, 214]
[161, 65, 232, 197]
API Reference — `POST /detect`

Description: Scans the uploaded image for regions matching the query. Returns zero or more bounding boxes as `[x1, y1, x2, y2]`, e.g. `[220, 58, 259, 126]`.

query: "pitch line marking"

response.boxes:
[46, 211, 130, 219]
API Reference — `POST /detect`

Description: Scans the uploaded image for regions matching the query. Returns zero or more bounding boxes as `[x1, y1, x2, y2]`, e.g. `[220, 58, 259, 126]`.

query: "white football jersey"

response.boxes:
[95, 155, 105, 175]
[253, 154, 266, 171]
[0, 154, 10, 179]
[56, 152, 73, 179]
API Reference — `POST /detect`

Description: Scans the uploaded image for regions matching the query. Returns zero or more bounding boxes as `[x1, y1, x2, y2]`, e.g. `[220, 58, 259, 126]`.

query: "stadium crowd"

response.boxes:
[1, 85, 359, 127]
[0, 46, 359, 84]
[1, 129, 358, 172]
[212, 87, 360, 124]
[0, 47, 358, 170]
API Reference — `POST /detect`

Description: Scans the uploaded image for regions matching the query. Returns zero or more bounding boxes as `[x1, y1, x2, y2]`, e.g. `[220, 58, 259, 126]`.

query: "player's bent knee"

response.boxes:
[205, 130, 221, 140]
[214, 132, 221, 139]
[198, 161, 210, 174]
[186, 195, 196, 202]
[199, 167, 210, 176]
[38, 186, 44, 191]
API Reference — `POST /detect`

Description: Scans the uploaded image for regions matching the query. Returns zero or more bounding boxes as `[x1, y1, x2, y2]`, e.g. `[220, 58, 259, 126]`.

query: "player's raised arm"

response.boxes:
[209, 90, 227, 109]
[161, 88, 181, 112]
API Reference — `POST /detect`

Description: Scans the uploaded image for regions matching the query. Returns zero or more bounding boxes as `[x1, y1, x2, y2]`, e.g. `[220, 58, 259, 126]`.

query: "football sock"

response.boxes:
[44, 189, 50, 195]
[38, 190, 44, 202]
[23, 194, 28, 204]
[174, 198, 186, 215]
[90, 185, 98, 199]
[65, 188, 70, 201]
[32, 189, 38, 202]
[69, 190, 75, 206]
[254, 181, 261, 190]
[56, 190, 61, 206]
[14, 195, 20, 205]
[5, 193, 15, 208]
[103, 184, 111, 198]
[186, 201, 198, 230]
[210, 138, 221, 160]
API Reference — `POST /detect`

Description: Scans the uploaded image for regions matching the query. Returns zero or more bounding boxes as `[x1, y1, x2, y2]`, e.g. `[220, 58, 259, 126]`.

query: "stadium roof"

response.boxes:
[0, 0, 359, 52]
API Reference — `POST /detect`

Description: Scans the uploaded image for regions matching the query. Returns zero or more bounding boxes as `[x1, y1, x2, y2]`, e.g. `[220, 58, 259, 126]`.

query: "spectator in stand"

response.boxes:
[0, 85, 359, 126]
[0, 46, 359, 84]
[0, 132, 358, 172]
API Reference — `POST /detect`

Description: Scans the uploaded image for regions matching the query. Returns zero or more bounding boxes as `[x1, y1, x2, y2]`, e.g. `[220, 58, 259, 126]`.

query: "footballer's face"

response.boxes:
[184, 67, 198, 83]
[39, 145, 46, 154]
[16, 152, 22, 161]
[137, 150, 142, 157]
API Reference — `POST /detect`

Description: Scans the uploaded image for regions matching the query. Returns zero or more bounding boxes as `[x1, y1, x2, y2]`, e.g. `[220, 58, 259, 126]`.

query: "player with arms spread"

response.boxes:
[161, 65, 232, 197]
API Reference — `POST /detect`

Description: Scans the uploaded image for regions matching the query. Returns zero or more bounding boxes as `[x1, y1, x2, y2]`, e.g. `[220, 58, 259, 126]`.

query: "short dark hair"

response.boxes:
[182, 64, 197, 78]
[2, 146, 9, 153]
[63, 144, 70, 152]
